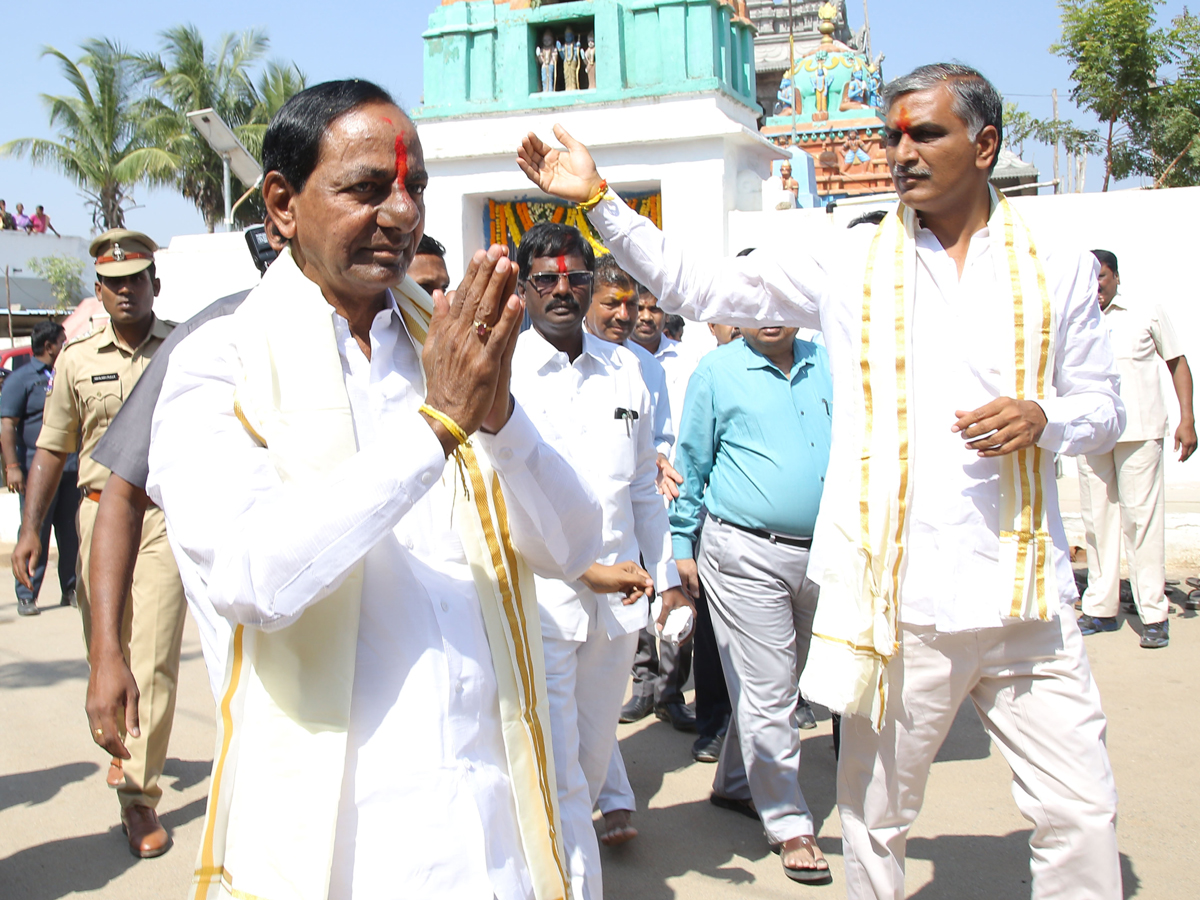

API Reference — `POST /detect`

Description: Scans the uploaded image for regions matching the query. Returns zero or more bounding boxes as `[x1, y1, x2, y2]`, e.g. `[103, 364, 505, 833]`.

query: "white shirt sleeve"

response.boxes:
[476, 402, 603, 582]
[629, 374, 681, 593]
[1036, 251, 1127, 456]
[587, 193, 828, 330]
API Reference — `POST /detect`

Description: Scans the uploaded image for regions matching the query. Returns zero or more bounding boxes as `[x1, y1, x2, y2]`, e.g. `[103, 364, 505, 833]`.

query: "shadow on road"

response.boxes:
[162, 758, 212, 794]
[0, 761, 99, 813]
[0, 795, 208, 900]
[932, 699, 992, 763]
[906, 831, 1139, 899]
[0, 657, 89, 689]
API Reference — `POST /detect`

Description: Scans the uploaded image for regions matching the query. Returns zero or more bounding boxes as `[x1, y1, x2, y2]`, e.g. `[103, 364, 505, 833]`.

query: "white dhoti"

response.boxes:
[838, 614, 1120, 900]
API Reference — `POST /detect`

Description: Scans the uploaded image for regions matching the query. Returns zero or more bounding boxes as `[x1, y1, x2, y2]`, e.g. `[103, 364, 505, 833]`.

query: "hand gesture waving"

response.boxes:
[517, 125, 604, 203]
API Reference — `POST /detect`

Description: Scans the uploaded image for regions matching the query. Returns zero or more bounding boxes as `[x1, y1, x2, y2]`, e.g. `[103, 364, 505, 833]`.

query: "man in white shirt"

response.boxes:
[508, 222, 693, 900]
[518, 63, 1125, 898]
[1076, 248, 1195, 649]
[147, 80, 602, 900]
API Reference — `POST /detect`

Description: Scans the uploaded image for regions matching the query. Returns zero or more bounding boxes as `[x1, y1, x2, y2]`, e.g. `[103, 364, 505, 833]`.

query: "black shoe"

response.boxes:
[17, 598, 39, 617]
[1140, 620, 1169, 649]
[691, 733, 723, 763]
[654, 701, 697, 732]
[619, 694, 655, 724]
[60, 590, 77, 608]
[797, 700, 818, 730]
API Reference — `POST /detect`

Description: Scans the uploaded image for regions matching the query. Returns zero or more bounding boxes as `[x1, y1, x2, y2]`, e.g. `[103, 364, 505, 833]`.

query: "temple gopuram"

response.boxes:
[759, 2, 891, 199]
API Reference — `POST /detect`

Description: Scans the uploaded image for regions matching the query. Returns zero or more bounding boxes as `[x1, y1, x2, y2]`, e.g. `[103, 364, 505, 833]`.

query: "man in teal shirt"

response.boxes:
[672, 324, 833, 884]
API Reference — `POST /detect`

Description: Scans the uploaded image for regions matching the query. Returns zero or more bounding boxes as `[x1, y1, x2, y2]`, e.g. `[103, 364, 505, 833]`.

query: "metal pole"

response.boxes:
[4, 266, 14, 349]
[1052, 88, 1060, 195]
[223, 154, 233, 229]
[862, 0, 873, 59]
[788, 0, 797, 146]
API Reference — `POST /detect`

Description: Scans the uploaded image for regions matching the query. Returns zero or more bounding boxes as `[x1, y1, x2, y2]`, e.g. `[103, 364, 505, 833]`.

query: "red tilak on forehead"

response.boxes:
[381, 117, 393, 125]
[394, 135, 408, 185]
[556, 255, 568, 273]
[895, 105, 912, 135]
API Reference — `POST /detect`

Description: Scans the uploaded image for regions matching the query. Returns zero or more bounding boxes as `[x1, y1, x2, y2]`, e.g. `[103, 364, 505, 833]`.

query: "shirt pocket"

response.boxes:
[81, 377, 124, 431]
[585, 415, 638, 484]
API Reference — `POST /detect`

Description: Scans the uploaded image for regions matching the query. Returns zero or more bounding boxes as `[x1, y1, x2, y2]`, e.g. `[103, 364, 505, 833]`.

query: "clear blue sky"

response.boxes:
[0, 0, 1190, 243]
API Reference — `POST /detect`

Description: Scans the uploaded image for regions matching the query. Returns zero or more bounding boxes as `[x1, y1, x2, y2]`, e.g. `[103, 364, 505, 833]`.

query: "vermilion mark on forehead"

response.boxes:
[394, 135, 408, 185]
[381, 117, 392, 125]
[895, 105, 912, 135]
[556, 255, 568, 273]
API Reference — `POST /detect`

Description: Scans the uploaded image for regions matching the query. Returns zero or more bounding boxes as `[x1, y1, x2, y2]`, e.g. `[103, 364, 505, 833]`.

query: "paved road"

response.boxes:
[1, 551, 1196, 898]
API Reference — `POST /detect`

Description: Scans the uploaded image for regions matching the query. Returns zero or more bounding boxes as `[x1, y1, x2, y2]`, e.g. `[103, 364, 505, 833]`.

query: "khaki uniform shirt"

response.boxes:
[38, 316, 173, 492]
[1102, 293, 1184, 443]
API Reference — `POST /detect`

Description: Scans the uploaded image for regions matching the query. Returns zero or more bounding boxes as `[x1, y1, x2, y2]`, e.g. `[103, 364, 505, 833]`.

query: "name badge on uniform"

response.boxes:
[91, 373, 119, 383]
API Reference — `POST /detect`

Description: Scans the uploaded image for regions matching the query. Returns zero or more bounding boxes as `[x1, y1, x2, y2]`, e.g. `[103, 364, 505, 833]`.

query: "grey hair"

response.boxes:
[882, 63, 1003, 171]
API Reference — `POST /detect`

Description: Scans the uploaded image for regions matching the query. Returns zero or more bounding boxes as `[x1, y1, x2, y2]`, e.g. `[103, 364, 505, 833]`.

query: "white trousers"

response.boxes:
[838, 615, 1120, 900]
[596, 737, 635, 815]
[543, 606, 640, 900]
[1077, 438, 1168, 623]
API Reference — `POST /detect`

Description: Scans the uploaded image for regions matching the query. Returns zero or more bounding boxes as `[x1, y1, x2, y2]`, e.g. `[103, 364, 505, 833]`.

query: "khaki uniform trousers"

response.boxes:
[838, 615, 1120, 900]
[1077, 438, 1168, 623]
[77, 496, 187, 811]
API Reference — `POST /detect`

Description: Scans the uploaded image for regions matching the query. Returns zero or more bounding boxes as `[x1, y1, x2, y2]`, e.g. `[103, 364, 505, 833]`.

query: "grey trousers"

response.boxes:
[628, 617, 692, 705]
[697, 515, 819, 843]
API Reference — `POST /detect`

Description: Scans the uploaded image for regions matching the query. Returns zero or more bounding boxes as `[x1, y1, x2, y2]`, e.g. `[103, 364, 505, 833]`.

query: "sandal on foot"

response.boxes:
[709, 793, 759, 821]
[599, 811, 638, 847]
[779, 836, 833, 886]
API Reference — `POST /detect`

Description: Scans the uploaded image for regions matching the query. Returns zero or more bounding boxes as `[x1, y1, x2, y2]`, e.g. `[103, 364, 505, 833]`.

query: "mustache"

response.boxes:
[891, 163, 933, 179]
[546, 297, 581, 313]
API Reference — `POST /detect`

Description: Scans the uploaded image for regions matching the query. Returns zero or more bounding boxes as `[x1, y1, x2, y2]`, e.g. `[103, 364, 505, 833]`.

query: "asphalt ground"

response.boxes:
[1, 550, 1195, 899]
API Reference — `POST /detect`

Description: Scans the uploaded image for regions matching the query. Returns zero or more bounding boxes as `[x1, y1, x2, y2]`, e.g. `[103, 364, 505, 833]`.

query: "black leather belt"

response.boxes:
[711, 515, 812, 549]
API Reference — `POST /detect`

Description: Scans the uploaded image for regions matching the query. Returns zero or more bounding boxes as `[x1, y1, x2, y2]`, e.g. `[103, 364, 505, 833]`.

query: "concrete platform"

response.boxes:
[0, 551, 1196, 898]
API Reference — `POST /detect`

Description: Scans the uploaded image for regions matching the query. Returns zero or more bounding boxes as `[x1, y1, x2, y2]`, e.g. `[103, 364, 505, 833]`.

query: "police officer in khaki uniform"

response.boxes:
[12, 229, 186, 858]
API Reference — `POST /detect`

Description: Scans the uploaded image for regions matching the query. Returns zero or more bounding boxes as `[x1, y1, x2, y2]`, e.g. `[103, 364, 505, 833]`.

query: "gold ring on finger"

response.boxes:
[95, 728, 104, 738]
[473, 320, 492, 340]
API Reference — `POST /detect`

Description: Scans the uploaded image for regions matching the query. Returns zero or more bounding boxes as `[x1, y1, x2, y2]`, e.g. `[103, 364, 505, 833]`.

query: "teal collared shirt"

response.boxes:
[670, 336, 832, 558]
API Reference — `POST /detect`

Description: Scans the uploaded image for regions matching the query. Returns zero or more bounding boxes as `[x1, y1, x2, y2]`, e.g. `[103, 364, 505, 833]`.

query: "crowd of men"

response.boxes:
[4, 62, 1192, 900]
[0, 199, 60, 234]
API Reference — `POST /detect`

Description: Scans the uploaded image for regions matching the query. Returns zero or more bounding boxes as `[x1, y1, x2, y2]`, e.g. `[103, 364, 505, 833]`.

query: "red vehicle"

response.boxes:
[0, 346, 33, 371]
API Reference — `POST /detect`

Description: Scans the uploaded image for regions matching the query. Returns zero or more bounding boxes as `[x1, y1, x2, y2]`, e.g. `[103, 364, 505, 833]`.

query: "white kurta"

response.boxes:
[587, 197, 1124, 633]
[510, 329, 681, 641]
[147, 302, 602, 900]
[646, 335, 703, 460]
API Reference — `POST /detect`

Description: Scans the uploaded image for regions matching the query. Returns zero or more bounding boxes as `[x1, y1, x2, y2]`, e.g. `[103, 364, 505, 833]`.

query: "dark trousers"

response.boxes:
[15, 470, 80, 603]
[693, 578, 732, 739]
[629, 619, 693, 706]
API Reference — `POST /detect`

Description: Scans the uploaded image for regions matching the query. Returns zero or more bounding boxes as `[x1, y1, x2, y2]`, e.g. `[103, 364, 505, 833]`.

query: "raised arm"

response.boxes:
[517, 126, 829, 329]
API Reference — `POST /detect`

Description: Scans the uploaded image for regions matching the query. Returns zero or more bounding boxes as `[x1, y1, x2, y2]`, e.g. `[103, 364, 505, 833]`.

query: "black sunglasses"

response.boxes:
[525, 271, 595, 293]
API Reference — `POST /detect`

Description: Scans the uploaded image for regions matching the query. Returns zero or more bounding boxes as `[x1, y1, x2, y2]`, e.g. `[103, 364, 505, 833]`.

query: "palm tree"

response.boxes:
[0, 39, 176, 230]
[139, 26, 273, 232]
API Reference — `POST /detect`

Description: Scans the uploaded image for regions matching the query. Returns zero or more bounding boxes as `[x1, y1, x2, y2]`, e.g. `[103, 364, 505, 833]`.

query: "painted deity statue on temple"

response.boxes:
[537, 29, 559, 93]
[775, 75, 796, 116]
[844, 65, 867, 107]
[562, 28, 581, 91]
[584, 32, 597, 89]
[813, 61, 829, 115]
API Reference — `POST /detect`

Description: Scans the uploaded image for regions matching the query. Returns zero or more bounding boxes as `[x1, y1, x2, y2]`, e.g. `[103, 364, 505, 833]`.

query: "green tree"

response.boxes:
[1003, 102, 1040, 157]
[26, 255, 85, 308]
[1053, 0, 1173, 190]
[138, 26, 285, 232]
[0, 40, 176, 230]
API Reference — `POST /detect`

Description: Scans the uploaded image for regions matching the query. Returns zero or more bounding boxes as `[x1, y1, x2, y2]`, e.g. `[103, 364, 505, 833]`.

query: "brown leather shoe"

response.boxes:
[106, 758, 124, 788]
[121, 804, 170, 858]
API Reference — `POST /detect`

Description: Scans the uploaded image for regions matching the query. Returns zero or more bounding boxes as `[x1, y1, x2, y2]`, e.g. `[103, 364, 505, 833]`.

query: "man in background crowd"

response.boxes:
[408, 232, 452, 296]
[12, 230, 185, 859]
[672, 322, 834, 884]
[1, 321, 78, 616]
[1076, 248, 1195, 648]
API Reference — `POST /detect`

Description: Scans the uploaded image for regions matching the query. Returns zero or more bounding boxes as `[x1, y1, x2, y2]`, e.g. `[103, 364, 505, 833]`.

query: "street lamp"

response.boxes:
[186, 108, 263, 229]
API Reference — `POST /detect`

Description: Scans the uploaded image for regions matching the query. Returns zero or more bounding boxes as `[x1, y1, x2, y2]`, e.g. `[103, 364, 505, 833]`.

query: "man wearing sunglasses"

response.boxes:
[509, 222, 694, 900]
